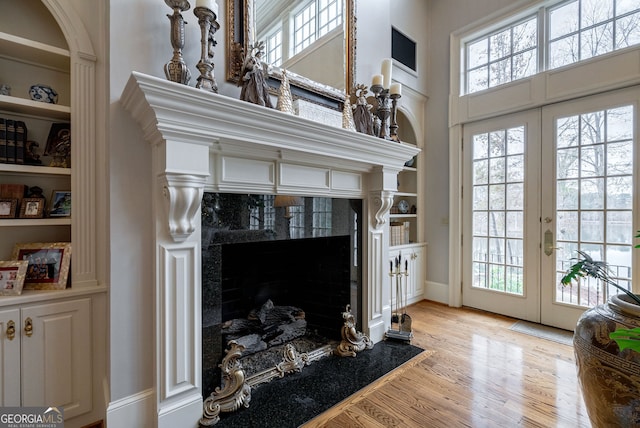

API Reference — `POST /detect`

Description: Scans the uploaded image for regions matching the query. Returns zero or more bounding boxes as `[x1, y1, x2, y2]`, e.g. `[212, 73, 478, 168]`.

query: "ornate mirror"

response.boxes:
[226, 0, 355, 109]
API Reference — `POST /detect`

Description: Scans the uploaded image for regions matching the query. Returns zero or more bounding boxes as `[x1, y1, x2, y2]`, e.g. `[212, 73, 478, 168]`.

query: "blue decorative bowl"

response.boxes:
[29, 84, 58, 104]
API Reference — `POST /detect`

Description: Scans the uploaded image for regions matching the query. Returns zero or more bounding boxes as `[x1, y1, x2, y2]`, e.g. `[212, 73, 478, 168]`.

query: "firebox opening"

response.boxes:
[201, 193, 363, 397]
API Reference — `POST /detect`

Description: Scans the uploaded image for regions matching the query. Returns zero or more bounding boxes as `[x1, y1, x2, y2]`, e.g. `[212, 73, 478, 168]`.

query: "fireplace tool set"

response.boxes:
[386, 254, 413, 342]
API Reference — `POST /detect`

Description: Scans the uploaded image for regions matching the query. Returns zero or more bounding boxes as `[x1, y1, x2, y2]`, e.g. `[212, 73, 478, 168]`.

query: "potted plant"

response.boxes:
[561, 249, 640, 426]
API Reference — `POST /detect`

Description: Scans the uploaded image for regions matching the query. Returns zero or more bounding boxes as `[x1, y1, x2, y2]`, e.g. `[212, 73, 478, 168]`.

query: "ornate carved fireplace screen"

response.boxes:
[200, 304, 372, 426]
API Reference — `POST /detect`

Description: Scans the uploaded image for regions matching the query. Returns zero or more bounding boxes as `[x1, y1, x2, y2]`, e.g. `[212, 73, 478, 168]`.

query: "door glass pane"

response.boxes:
[472, 127, 525, 295]
[555, 105, 634, 307]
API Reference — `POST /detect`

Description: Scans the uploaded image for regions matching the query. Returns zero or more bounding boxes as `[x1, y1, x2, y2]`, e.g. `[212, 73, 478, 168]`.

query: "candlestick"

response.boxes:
[381, 58, 392, 89]
[390, 82, 402, 96]
[389, 88, 402, 142]
[194, 5, 220, 92]
[164, 0, 192, 85]
[196, 0, 218, 15]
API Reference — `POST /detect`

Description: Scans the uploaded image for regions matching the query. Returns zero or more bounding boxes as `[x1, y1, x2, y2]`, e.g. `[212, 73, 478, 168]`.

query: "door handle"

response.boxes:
[6, 320, 15, 341]
[24, 317, 33, 337]
[544, 229, 562, 256]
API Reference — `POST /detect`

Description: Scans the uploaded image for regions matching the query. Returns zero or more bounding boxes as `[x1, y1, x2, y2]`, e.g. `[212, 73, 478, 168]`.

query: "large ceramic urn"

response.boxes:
[573, 294, 640, 427]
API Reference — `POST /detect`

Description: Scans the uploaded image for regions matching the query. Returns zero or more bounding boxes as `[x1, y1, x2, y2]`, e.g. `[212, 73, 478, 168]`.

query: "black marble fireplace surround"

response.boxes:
[201, 193, 363, 397]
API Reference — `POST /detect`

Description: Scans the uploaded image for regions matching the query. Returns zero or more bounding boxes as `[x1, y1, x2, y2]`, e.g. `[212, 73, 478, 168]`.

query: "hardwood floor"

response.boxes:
[303, 300, 591, 428]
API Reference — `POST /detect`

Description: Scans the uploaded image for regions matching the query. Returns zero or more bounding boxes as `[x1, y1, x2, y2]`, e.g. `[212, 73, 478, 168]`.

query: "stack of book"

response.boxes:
[0, 117, 27, 165]
[390, 221, 411, 246]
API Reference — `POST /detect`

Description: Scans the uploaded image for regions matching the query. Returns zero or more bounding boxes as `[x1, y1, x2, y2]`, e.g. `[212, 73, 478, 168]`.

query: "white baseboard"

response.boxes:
[424, 281, 449, 304]
[106, 389, 154, 428]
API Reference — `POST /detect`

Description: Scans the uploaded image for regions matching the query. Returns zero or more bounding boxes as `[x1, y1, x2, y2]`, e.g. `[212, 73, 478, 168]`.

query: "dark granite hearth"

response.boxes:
[214, 340, 425, 428]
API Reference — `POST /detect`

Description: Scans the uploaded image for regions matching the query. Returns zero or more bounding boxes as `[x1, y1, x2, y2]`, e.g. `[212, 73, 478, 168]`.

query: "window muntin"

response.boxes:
[463, 0, 640, 94]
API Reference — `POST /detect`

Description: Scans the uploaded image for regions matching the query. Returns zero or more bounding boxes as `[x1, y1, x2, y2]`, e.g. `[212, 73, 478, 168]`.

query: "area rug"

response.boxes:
[215, 340, 428, 428]
[509, 320, 574, 346]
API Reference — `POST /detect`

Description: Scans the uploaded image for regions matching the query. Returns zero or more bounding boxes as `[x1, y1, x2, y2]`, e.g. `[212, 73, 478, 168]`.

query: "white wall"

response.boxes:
[424, 0, 523, 291]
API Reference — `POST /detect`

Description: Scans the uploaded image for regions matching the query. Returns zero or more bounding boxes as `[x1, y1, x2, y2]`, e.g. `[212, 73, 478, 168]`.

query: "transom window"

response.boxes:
[463, 0, 640, 94]
[264, 27, 283, 67]
[294, 0, 343, 55]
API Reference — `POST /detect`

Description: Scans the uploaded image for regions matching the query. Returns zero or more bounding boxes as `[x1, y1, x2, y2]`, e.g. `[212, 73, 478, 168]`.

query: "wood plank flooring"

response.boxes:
[303, 300, 591, 428]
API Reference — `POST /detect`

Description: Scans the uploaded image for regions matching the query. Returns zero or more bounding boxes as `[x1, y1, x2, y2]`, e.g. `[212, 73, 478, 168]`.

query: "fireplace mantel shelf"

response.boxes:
[120, 71, 421, 428]
[121, 71, 419, 174]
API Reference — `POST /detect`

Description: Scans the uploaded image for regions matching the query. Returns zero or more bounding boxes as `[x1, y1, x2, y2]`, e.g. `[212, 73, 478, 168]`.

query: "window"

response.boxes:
[463, 0, 640, 94]
[465, 17, 538, 93]
[293, 0, 343, 55]
[312, 197, 332, 237]
[548, 0, 640, 69]
[264, 27, 283, 67]
[249, 195, 276, 231]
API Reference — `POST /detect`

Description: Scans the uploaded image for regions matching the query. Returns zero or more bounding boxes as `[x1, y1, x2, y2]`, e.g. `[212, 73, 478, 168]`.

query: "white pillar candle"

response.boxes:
[381, 58, 393, 89]
[372, 74, 383, 87]
[196, 0, 218, 15]
[390, 82, 402, 96]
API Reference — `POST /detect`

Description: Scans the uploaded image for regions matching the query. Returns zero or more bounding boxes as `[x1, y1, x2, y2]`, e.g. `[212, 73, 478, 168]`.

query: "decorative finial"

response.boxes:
[277, 69, 295, 114]
[342, 96, 356, 131]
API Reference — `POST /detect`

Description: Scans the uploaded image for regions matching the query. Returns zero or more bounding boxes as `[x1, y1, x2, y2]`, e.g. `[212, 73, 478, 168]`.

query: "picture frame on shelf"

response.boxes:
[19, 198, 44, 219]
[49, 190, 71, 217]
[11, 242, 71, 290]
[0, 198, 18, 218]
[0, 260, 28, 296]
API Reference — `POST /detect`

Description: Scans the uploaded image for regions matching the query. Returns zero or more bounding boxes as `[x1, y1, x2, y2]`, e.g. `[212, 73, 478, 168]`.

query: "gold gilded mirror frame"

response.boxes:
[226, 0, 355, 108]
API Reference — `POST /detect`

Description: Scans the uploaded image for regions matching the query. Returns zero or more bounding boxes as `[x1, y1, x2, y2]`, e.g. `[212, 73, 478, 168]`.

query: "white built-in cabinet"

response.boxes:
[389, 244, 426, 307]
[389, 104, 427, 304]
[0, 298, 91, 417]
[0, 2, 103, 427]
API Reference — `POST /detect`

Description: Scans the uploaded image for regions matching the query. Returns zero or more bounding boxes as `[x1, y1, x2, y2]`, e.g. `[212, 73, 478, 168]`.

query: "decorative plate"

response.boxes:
[397, 199, 410, 214]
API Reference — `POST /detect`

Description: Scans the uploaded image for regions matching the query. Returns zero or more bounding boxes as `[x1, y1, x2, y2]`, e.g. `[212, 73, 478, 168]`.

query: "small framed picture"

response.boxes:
[0, 260, 28, 296]
[0, 198, 18, 219]
[12, 242, 72, 290]
[49, 191, 71, 217]
[19, 198, 44, 219]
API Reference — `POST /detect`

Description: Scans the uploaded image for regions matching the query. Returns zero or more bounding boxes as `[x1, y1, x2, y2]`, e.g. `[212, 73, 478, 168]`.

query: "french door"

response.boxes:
[462, 88, 639, 329]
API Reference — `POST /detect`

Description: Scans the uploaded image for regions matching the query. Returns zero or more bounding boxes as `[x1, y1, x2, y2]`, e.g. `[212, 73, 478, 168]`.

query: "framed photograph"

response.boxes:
[19, 198, 44, 219]
[0, 198, 18, 219]
[12, 242, 72, 290]
[0, 260, 28, 296]
[49, 191, 71, 217]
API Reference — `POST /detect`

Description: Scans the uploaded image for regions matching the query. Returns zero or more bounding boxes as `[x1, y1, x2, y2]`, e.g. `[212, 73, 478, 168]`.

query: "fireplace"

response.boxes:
[120, 72, 420, 427]
[201, 193, 362, 397]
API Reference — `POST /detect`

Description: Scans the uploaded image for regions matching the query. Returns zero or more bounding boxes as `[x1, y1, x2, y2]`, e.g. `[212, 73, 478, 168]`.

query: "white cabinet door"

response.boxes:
[21, 298, 91, 419]
[389, 247, 426, 307]
[0, 308, 20, 406]
[407, 245, 425, 301]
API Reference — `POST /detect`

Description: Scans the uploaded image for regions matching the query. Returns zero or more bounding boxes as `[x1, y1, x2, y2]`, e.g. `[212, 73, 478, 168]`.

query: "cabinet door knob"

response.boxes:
[6, 320, 15, 341]
[24, 317, 33, 337]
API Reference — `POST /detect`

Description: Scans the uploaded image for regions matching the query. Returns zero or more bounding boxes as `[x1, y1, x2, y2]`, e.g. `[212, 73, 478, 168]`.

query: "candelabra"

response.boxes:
[164, 0, 191, 85]
[370, 84, 391, 140]
[194, 6, 219, 92]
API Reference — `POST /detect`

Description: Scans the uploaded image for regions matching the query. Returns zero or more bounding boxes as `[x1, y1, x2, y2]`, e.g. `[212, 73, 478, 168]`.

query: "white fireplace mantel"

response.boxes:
[120, 71, 420, 427]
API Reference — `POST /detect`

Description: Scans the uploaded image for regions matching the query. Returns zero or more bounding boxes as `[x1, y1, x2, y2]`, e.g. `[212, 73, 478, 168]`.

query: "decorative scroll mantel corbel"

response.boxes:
[161, 172, 208, 242]
[371, 190, 395, 230]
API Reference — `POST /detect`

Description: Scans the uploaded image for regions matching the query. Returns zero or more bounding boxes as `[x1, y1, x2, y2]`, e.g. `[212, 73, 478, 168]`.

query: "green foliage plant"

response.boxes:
[561, 249, 640, 353]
